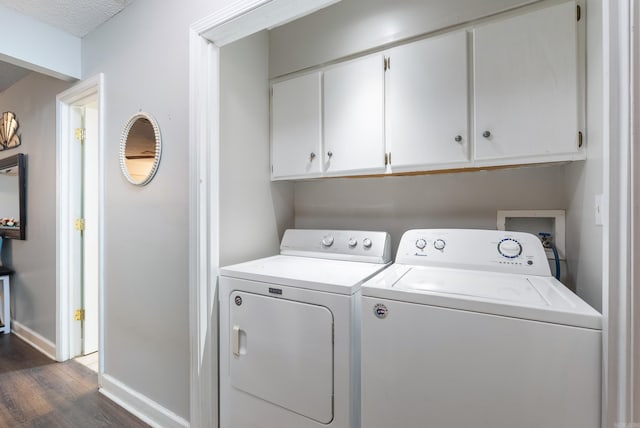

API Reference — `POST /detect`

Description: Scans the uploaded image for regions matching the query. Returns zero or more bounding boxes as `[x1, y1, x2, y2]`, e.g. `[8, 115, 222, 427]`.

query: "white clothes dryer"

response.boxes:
[361, 229, 601, 428]
[219, 229, 391, 428]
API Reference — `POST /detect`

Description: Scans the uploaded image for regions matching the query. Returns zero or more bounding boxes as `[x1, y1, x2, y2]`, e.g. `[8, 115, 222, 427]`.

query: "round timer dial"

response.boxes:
[498, 238, 522, 258]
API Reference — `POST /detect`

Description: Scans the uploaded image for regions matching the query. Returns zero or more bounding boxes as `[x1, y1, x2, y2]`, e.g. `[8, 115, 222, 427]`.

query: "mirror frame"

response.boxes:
[119, 111, 162, 186]
[0, 153, 26, 240]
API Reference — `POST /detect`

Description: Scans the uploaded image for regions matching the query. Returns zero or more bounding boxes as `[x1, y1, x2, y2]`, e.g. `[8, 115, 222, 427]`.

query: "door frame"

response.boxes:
[55, 74, 105, 378]
[188, 1, 339, 426]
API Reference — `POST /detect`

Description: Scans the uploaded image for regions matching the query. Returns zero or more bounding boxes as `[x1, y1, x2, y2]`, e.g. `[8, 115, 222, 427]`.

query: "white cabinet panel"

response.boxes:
[229, 291, 334, 424]
[271, 72, 322, 179]
[324, 54, 386, 175]
[474, 1, 580, 162]
[387, 31, 470, 170]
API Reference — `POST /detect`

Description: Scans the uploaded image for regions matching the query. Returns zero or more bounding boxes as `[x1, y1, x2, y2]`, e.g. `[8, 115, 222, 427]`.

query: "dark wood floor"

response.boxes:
[0, 333, 149, 427]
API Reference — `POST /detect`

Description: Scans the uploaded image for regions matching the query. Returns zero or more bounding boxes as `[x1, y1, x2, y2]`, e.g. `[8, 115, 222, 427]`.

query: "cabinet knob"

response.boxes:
[482, 130, 491, 138]
[327, 151, 333, 158]
[309, 152, 316, 161]
[454, 135, 462, 143]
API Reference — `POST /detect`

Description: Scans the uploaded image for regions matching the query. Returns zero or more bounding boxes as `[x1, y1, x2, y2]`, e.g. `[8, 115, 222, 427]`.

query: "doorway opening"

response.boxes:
[55, 75, 104, 380]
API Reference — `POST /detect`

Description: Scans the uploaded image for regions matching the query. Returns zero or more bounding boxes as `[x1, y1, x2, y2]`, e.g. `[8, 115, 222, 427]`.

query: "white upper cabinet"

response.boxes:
[387, 31, 470, 172]
[473, 1, 582, 163]
[269, 1, 584, 180]
[323, 54, 386, 176]
[271, 72, 322, 179]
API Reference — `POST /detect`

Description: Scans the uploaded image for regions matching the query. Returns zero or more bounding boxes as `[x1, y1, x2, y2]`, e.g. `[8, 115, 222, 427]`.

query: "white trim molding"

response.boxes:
[631, 0, 640, 422]
[100, 374, 189, 428]
[11, 321, 57, 360]
[604, 0, 637, 426]
[188, 1, 340, 426]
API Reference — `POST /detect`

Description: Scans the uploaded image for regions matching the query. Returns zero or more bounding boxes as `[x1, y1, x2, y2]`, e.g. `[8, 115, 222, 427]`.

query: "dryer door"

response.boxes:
[229, 291, 334, 424]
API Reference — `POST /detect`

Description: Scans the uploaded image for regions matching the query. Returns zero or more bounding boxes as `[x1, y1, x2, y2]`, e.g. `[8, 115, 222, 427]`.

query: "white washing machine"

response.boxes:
[219, 229, 391, 428]
[361, 229, 601, 428]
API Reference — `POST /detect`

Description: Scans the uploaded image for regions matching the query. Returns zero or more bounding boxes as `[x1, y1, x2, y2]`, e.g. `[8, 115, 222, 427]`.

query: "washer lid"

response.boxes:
[398, 268, 547, 305]
[220, 255, 391, 295]
[363, 265, 601, 329]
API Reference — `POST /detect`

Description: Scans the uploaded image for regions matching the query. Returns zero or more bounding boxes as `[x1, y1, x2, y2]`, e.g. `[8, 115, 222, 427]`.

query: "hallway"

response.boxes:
[0, 334, 148, 427]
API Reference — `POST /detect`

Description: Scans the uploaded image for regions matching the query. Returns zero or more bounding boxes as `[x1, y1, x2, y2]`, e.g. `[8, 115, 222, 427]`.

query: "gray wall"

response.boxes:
[269, 0, 536, 77]
[564, 0, 603, 311]
[81, 0, 224, 420]
[272, 0, 604, 307]
[295, 166, 569, 256]
[0, 72, 71, 340]
[220, 32, 294, 268]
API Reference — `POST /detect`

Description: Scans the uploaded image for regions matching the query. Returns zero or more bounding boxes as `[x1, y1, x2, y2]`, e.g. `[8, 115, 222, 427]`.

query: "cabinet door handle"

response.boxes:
[454, 135, 462, 143]
[309, 152, 316, 161]
[482, 130, 491, 138]
[327, 151, 333, 158]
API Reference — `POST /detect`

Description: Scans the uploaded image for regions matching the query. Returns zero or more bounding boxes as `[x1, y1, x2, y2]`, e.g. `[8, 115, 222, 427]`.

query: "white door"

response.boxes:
[324, 54, 386, 176]
[229, 291, 334, 424]
[387, 31, 470, 170]
[69, 106, 84, 358]
[473, 1, 579, 161]
[70, 103, 99, 357]
[82, 105, 99, 354]
[271, 72, 323, 179]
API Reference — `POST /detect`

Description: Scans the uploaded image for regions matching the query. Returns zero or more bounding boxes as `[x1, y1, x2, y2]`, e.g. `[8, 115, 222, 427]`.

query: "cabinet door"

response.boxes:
[324, 54, 385, 175]
[271, 72, 322, 179]
[387, 31, 469, 171]
[474, 1, 579, 162]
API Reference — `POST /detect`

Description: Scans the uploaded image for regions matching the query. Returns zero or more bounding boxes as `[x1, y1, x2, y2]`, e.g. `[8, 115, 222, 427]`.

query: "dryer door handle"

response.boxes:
[232, 325, 241, 357]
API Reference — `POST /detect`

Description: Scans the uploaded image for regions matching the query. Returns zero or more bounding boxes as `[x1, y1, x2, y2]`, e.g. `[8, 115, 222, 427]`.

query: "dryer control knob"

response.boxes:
[498, 238, 522, 258]
[322, 235, 334, 247]
[363, 238, 372, 249]
[434, 239, 446, 250]
[415, 239, 427, 250]
[348, 238, 358, 248]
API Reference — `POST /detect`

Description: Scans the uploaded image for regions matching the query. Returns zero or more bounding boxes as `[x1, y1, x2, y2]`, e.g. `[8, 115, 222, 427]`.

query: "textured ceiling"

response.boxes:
[0, 0, 133, 38]
[0, 0, 135, 92]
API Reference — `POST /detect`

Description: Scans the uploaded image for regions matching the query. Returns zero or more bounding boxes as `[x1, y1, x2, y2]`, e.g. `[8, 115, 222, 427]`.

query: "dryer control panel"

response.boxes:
[396, 229, 550, 276]
[280, 229, 392, 264]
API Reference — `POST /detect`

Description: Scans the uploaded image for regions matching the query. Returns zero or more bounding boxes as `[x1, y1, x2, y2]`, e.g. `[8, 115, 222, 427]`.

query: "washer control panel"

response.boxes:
[280, 229, 392, 264]
[397, 229, 550, 276]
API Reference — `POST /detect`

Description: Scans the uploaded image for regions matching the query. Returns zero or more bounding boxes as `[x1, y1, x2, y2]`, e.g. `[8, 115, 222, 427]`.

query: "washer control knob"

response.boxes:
[362, 238, 372, 249]
[348, 238, 358, 248]
[498, 238, 522, 258]
[434, 239, 446, 250]
[415, 239, 427, 250]
[322, 235, 334, 247]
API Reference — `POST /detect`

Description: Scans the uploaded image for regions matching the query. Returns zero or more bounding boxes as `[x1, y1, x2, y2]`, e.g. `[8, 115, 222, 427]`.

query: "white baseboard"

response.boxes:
[11, 321, 57, 360]
[100, 374, 189, 428]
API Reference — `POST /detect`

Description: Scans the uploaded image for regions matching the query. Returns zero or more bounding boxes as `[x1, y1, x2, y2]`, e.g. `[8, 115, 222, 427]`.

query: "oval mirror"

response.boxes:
[119, 112, 161, 185]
